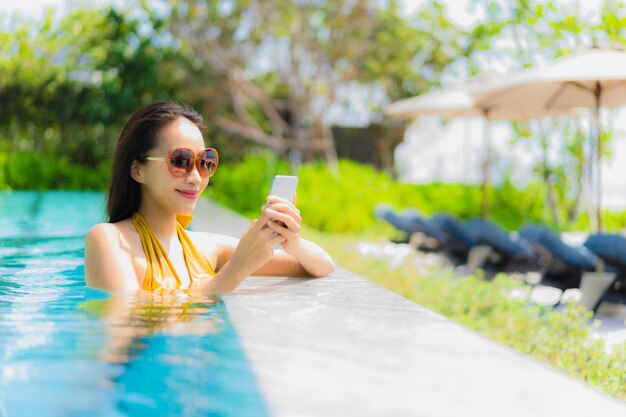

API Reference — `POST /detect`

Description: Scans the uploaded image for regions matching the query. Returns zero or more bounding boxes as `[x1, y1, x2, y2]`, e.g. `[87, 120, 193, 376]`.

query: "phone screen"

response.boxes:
[269, 175, 298, 202]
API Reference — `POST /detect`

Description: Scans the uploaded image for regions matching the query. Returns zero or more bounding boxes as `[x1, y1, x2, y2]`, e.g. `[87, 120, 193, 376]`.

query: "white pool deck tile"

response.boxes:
[192, 199, 626, 417]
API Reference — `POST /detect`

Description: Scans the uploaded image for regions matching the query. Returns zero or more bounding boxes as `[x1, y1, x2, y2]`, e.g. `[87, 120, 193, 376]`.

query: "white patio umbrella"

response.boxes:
[473, 47, 626, 232]
[383, 86, 485, 119]
[383, 84, 572, 218]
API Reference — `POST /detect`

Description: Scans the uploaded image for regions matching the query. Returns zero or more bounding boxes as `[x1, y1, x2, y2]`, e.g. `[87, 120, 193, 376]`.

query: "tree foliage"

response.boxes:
[156, 0, 464, 162]
[0, 7, 185, 166]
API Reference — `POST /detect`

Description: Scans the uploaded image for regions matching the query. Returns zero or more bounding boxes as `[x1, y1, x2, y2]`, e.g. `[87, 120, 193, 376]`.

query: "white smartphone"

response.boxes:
[268, 175, 298, 202]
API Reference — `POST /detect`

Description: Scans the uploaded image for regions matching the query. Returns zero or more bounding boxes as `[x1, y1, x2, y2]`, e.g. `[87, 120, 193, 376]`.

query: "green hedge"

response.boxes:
[206, 153, 626, 232]
[0, 152, 111, 190]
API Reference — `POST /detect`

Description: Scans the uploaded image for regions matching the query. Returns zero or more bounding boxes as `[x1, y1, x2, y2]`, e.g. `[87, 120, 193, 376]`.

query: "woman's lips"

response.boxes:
[177, 189, 199, 200]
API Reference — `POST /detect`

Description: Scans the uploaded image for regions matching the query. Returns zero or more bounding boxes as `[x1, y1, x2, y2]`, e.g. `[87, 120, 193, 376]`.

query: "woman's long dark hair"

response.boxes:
[107, 101, 205, 223]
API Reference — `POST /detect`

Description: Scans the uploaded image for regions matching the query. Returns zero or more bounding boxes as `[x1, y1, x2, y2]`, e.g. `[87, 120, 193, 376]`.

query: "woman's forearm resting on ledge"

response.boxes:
[199, 237, 335, 295]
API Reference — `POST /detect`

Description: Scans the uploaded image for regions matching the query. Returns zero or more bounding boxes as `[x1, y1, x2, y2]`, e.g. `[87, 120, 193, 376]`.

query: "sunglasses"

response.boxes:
[144, 147, 219, 178]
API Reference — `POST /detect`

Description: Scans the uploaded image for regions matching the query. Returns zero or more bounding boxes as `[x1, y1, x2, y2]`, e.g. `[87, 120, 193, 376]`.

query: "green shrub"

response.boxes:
[2, 152, 111, 190]
[297, 160, 397, 232]
[0, 151, 7, 190]
[573, 210, 626, 233]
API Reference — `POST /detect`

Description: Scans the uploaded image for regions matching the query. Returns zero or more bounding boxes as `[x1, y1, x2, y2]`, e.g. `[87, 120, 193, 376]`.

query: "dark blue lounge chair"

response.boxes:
[374, 204, 415, 243]
[431, 214, 480, 247]
[375, 206, 470, 263]
[520, 224, 617, 311]
[428, 213, 492, 267]
[416, 214, 472, 263]
[584, 234, 626, 307]
[402, 209, 449, 244]
[466, 219, 538, 273]
[375, 205, 449, 250]
[378, 207, 536, 274]
[387, 210, 520, 270]
[429, 214, 536, 273]
[519, 224, 597, 288]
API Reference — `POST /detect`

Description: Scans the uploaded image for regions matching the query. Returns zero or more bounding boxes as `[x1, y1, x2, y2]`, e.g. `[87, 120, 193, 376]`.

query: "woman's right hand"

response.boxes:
[227, 213, 286, 277]
[199, 214, 286, 294]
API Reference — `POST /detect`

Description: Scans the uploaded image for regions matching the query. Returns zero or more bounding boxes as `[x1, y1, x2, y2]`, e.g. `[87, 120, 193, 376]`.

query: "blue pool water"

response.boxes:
[0, 191, 268, 417]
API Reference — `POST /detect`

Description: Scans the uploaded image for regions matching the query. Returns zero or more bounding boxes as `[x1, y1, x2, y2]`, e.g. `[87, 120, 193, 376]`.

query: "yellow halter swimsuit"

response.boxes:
[131, 212, 215, 294]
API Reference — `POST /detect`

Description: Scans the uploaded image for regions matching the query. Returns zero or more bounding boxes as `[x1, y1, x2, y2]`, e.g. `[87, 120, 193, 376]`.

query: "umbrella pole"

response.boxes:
[480, 118, 490, 219]
[463, 119, 470, 182]
[585, 115, 596, 232]
[594, 85, 603, 233]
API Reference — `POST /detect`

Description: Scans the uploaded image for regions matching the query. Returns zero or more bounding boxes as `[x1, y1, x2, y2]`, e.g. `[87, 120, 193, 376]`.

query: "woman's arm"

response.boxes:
[84, 224, 140, 294]
[213, 235, 332, 277]
[253, 239, 334, 277]
[261, 196, 335, 276]
[198, 197, 334, 295]
[198, 213, 286, 294]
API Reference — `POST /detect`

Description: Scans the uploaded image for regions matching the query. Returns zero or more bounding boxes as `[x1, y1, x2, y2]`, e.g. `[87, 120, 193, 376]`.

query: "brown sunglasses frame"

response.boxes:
[145, 147, 219, 178]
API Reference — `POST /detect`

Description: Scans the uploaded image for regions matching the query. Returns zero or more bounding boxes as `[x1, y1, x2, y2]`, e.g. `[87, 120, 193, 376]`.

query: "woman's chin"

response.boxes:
[180, 201, 197, 213]
[169, 200, 196, 215]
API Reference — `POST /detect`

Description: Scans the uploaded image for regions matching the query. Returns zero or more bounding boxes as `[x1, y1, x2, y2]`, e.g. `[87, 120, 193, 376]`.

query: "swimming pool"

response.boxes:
[0, 191, 268, 417]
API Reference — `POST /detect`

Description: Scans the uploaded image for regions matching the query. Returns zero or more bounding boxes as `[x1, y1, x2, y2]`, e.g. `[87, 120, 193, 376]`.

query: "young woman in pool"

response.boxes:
[85, 101, 334, 295]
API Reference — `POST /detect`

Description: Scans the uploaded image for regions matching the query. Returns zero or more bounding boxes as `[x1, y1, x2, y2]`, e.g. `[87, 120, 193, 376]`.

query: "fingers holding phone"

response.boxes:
[263, 197, 301, 232]
[264, 175, 302, 254]
[264, 206, 302, 255]
[265, 175, 300, 228]
[230, 212, 286, 276]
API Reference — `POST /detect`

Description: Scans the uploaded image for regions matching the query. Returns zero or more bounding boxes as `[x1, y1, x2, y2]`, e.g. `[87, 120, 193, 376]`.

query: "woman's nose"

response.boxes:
[186, 162, 202, 184]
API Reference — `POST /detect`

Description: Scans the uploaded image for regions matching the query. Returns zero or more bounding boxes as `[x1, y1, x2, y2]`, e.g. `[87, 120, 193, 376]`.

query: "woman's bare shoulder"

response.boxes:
[85, 220, 140, 293]
[87, 219, 135, 245]
[86, 222, 119, 245]
[87, 221, 115, 234]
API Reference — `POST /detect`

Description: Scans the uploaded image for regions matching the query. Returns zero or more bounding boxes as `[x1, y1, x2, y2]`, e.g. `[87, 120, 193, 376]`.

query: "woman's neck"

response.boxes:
[136, 203, 178, 239]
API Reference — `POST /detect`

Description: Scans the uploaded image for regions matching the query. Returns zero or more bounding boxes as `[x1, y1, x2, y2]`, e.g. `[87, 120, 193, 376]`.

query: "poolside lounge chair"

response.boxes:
[377, 206, 530, 273]
[465, 219, 539, 274]
[401, 209, 450, 252]
[583, 234, 626, 309]
[519, 225, 616, 311]
[397, 211, 508, 271]
[374, 205, 449, 250]
[374, 206, 470, 264]
[374, 204, 415, 243]
[429, 213, 489, 268]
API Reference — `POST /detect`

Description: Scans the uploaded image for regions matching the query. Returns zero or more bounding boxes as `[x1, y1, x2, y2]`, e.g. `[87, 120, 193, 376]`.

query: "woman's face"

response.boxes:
[137, 117, 210, 215]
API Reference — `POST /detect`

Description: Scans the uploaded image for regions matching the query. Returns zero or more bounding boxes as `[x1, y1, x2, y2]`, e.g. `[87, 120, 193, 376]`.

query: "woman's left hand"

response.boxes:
[262, 196, 303, 256]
